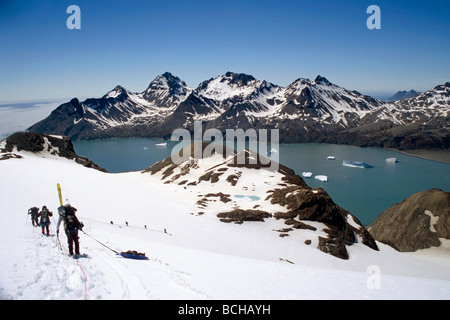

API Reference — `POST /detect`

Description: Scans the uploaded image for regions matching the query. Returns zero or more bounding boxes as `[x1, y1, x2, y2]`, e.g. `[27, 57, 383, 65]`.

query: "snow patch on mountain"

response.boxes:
[371, 82, 450, 125]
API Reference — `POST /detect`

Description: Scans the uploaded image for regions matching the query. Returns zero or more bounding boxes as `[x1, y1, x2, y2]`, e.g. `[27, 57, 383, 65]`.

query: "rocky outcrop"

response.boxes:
[368, 188, 450, 252]
[0, 132, 107, 172]
[144, 142, 379, 259]
[267, 173, 379, 259]
[217, 209, 271, 223]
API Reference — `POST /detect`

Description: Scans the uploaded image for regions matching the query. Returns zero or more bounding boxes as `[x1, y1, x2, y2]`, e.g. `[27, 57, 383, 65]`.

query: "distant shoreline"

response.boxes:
[391, 148, 450, 165]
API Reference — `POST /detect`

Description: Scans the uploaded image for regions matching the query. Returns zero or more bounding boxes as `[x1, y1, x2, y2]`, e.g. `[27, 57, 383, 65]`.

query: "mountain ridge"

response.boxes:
[388, 89, 420, 102]
[27, 72, 450, 150]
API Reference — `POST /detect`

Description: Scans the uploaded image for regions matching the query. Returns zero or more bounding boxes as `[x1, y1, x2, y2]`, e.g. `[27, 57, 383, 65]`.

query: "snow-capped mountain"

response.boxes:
[274, 75, 382, 125]
[28, 72, 192, 140]
[333, 82, 450, 149]
[142, 72, 193, 108]
[375, 82, 449, 125]
[158, 73, 384, 136]
[27, 73, 449, 149]
[145, 72, 285, 137]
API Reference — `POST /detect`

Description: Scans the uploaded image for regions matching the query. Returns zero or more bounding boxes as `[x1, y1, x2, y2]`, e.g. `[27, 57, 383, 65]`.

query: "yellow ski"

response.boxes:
[57, 183, 63, 206]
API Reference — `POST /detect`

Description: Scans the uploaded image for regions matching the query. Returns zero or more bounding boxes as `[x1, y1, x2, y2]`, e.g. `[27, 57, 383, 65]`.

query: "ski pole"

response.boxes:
[56, 233, 62, 251]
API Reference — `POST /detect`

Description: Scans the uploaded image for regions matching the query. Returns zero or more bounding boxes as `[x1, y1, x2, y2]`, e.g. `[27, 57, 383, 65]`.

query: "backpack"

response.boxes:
[40, 207, 52, 223]
[29, 207, 39, 216]
[60, 205, 81, 234]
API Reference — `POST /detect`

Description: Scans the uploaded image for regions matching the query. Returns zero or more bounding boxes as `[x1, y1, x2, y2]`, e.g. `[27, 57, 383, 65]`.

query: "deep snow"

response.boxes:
[1, 147, 449, 300]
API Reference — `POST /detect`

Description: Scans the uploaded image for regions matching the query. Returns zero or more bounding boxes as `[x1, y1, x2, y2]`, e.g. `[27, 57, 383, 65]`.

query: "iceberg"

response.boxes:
[302, 172, 313, 178]
[386, 157, 398, 163]
[315, 175, 328, 182]
[327, 156, 336, 160]
[342, 160, 373, 168]
[155, 142, 168, 147]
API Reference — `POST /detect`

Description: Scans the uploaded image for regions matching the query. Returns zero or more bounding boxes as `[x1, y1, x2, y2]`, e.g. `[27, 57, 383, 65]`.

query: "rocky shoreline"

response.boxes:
[392, 148, 450, 165]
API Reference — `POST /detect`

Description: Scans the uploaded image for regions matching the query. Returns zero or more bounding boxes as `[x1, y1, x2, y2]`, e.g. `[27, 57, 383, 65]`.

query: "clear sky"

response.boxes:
[1, 0, 449, 102]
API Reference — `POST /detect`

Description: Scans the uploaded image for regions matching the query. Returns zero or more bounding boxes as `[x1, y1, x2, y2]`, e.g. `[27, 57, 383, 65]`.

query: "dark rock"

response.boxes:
[217, 209, 271, 223]
[369, 188, 450, 252]
[284, 219, 317, 231]
[318, 237, 349, 260]
[267, 182, 379, 259]
[203, 192, 232, 203]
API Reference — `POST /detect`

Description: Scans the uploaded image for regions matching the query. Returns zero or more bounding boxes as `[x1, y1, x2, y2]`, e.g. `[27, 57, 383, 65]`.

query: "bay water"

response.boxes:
[73, 138, 450, 225]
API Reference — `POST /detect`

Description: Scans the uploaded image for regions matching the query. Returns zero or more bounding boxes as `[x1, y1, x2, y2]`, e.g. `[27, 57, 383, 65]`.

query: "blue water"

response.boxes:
[235, 195, 261, 201]
[278, 143, 449, 225]
[73, 138, 175, 173]
[73, 139, 450, 225]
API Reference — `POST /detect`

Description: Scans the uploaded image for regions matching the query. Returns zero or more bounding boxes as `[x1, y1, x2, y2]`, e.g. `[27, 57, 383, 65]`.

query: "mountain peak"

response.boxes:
[433, 82, 450, 93]
[223, 71, 256, 86]
[146, 72, 189, 92]
[196, 72, 263, 101]
[143, 72, 192, 106]
[314, 75, 333, 86]
[161, 71, 176, 79]
[104, 85, 129, 99]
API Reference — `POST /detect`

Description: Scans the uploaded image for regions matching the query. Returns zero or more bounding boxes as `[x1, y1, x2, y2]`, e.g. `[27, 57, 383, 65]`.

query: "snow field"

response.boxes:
[1, 151, 449, 299]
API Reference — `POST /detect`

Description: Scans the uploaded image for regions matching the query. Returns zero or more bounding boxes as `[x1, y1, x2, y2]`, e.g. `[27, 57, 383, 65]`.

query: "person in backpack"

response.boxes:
[56, 204, 84, 255]
[38, 205, 53, 236]
[28, 207, 39, 227]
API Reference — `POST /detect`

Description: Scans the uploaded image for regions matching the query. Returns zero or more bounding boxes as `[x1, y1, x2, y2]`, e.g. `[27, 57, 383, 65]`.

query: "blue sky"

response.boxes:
[1, 0, 449, 102]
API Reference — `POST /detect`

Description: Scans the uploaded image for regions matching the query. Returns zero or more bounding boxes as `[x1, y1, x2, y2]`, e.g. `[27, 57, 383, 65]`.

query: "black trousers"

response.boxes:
[65, 230, 80, 255]
[32, 215, 39, 226]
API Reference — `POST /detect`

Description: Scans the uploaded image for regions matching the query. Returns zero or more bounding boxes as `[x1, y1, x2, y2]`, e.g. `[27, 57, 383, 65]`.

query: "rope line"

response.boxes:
[53, 226, 88, 300]
[76, 259, 88, 300]
[81, 230, 119, 254]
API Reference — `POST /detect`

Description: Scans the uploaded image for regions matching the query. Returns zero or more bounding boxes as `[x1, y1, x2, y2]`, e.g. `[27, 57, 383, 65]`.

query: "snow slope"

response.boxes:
[1, 148, 449, 300]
